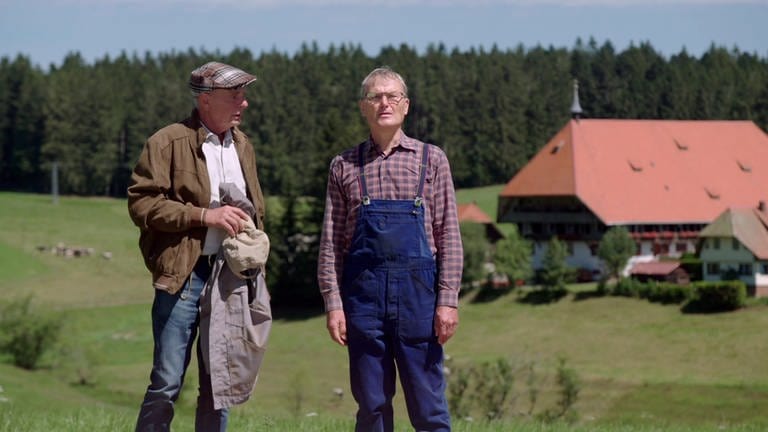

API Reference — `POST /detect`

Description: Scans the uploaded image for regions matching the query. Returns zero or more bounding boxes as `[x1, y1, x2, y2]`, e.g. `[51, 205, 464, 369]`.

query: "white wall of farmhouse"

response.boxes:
[699, 237, 768, 293]
[530, 238, 698, 276]
[531, 240, 602, 271]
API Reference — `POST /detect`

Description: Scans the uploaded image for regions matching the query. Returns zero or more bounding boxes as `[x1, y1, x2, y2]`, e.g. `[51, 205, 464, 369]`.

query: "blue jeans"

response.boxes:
[135, 259, 229, 432]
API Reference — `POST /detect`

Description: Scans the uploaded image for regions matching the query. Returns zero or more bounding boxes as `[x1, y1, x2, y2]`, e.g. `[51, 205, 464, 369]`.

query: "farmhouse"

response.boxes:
[497, 87, 768, 280]
[698, 205, 768, 296]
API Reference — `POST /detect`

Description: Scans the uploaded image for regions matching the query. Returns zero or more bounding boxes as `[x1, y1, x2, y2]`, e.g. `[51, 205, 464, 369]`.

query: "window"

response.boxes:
[653, 242, 669, 255]
[550, 140, 565, 154]
[739, 264, 753, 275]
[706, 263, 720, 275]
[676, 242, 687, 253]
[732, 239, 740, 251]
[737, 160, 751, 173]
[628, 159, 643, 172]
[713, 238, 720, 250]
[705, 187, 720, 200]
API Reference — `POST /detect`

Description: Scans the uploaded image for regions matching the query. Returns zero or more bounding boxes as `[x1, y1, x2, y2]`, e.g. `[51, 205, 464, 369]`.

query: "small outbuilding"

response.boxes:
[457, 202, 505, 243]
[630, 261, 690, 285]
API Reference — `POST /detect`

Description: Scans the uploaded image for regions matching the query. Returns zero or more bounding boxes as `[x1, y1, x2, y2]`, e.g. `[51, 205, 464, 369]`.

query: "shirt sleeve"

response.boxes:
[317, 157, 347, 312]
[430, 146, 464, 308]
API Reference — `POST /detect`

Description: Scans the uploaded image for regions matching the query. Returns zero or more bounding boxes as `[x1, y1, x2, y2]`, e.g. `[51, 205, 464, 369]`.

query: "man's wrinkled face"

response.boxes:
[200, 88, 248, 134]
[359, 77, 409, 131]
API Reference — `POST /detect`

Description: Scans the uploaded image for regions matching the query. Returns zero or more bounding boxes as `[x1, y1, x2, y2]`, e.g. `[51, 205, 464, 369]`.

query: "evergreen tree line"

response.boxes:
[1, 38, 767, 200]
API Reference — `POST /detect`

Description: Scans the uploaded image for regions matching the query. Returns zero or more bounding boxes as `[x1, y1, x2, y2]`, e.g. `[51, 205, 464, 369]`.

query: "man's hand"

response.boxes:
[434, 306, 459, 345]
[326, 309, 347, 346]
[203, 205, 249, 236]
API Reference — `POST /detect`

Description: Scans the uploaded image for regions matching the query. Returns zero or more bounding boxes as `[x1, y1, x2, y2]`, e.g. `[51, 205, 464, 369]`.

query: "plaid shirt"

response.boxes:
[317, 133, 463, 312]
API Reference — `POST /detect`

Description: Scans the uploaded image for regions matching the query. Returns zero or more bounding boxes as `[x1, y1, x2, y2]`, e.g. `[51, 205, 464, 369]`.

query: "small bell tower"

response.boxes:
[570, 79, 583, 120]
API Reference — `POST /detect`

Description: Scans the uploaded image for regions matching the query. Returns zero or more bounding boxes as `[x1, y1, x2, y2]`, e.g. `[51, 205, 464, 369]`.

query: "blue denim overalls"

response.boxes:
[341, 142, 450, 432]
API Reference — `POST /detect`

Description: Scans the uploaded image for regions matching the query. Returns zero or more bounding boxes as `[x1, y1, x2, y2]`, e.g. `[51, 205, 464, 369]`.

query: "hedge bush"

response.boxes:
[604, 278, 747, 313]
[686, 280, 747, 313]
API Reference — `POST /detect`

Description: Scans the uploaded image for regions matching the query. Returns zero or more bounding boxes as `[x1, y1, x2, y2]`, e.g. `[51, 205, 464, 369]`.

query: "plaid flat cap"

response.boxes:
[189, 62, 257, 95]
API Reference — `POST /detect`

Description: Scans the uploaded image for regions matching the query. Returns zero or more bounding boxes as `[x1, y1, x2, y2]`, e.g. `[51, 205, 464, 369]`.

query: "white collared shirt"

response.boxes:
[201, 127, 246, 255]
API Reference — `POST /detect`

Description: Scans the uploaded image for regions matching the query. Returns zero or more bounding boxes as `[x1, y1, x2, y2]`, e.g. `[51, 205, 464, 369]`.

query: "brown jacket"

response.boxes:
[127, 109, 265, 294]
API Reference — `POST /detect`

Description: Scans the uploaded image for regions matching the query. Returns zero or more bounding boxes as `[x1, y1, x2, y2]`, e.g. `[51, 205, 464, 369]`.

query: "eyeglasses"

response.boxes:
[208, 88, 248, 104]
[363, 92, 406, 106]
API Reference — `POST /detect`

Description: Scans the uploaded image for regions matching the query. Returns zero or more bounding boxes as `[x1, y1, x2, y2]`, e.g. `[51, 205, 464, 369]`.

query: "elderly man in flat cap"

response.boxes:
[128, 61, 267, 432]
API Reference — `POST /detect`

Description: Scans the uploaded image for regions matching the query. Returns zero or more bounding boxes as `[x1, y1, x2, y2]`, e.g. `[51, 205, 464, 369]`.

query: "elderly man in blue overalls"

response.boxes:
[318, 66, 464, 432]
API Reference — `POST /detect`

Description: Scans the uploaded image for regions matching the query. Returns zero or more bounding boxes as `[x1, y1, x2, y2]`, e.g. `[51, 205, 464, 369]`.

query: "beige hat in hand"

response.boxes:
[222, 217, 270, 278]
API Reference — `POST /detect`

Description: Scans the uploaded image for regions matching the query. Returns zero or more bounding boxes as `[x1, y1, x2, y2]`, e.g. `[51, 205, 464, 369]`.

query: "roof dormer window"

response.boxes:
[737, 160, 751, 173]
[551, 140, 565, 154]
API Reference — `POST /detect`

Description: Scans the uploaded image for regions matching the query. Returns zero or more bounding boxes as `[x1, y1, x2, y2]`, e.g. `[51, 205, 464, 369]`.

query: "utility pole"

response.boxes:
[52, 161, 59, 205]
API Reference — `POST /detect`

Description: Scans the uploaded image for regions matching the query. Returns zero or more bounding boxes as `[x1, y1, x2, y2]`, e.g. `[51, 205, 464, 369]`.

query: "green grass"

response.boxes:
[2, 191, 768, 431]
[0, 241, 47, 282]
[1, 406, 766, 432]
[0, 192, 151, 307]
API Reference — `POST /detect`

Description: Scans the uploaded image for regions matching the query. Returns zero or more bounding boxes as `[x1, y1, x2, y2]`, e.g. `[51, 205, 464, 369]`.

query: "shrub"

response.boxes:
[493, 232, 533, 284]
[446, 360, 473, 419]
[550, 356, 580, 422]
[679, 253, 703, 281]
[446, 356, 525, 420]
[54, 341, 103, 386]
[607, 279, 693, 305]
[611, 277, 641, 297]
[474, 358, 515, 420]
[460, 222, 491, 286]
[0, 295, 64, 369]
[685, 281, 747, 313]
[446, 356, 580, 422]
[646, 282, 693, 304]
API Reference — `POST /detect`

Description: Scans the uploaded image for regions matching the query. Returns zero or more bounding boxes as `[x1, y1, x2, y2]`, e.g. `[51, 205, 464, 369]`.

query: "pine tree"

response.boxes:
[540, 236, 572, 296]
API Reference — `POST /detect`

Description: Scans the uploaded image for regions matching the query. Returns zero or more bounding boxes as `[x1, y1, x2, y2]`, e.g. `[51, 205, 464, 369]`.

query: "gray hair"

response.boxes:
[359, 66, 408, 99]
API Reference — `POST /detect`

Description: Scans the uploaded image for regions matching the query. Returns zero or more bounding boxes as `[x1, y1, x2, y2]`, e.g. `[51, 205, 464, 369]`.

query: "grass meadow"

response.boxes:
[1, 190, 768, 431]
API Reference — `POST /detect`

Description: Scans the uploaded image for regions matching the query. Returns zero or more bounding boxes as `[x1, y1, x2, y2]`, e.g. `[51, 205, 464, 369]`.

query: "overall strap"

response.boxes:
[357, 142, 371, 206]
[414, 143, 430, 207]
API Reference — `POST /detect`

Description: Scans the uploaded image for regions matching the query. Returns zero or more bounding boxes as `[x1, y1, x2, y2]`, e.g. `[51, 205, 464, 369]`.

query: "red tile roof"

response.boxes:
[457, 202, 494, 224]
[500, 119, 768, 225]
[630, 261, 682, 276]
[457, 202, 505, 241]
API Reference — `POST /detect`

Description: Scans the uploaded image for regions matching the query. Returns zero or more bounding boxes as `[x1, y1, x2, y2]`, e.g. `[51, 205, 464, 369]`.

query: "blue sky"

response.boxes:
[1, 0, 766, 69]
